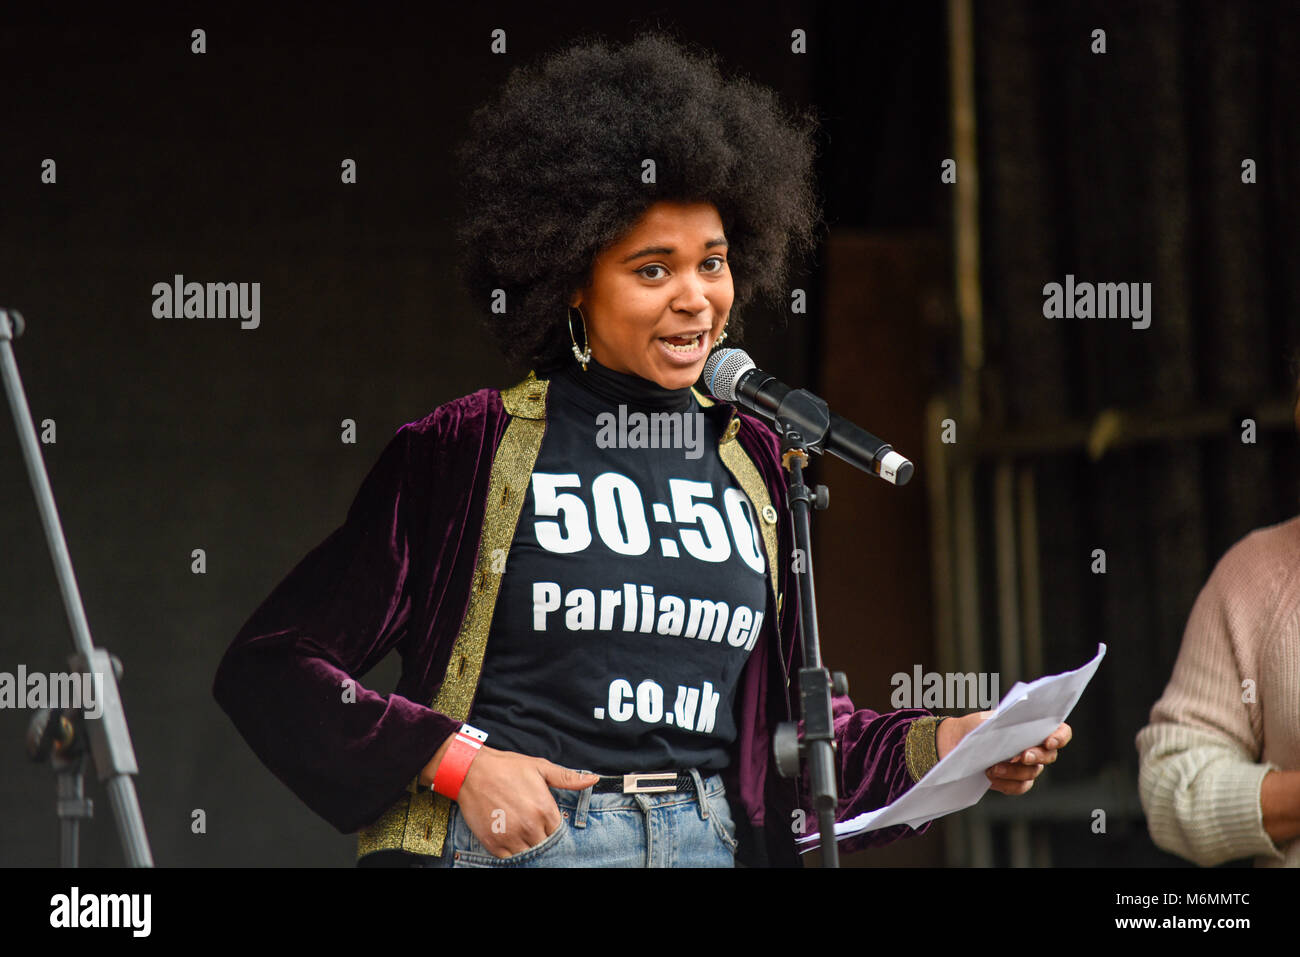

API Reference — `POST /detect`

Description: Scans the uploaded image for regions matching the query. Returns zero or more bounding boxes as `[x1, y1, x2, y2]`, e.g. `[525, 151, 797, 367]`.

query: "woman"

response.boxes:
[213, 31, 1069, 867]
[1135, 394, 1300, 867]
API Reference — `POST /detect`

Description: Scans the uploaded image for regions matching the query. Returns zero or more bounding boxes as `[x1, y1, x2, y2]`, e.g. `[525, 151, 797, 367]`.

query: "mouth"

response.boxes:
[656, 330, 710, 366]
[659, 330, 707, 353]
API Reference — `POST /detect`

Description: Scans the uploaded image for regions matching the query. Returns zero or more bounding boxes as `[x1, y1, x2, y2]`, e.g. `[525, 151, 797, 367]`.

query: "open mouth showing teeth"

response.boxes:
[660, 332, 703, 351]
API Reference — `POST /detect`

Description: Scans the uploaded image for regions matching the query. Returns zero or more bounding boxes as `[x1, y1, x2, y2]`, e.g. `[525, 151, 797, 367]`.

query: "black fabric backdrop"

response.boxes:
[971, 0, 1300, 864]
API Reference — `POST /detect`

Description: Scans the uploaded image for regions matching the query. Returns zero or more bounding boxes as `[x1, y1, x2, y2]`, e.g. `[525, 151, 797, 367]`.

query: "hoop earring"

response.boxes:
[711, 325, 729, 350]
[568, 306, 592, 371]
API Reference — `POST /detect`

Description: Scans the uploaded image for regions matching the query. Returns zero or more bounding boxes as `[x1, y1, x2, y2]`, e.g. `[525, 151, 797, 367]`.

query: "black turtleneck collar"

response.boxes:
[555, 356, 696, 413]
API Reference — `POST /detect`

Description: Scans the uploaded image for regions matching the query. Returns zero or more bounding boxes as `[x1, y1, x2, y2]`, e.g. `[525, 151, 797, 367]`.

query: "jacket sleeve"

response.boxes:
[212, 422, 460, 834]
[800, 700, 938, 853]
[1134, 538, 1286, 866]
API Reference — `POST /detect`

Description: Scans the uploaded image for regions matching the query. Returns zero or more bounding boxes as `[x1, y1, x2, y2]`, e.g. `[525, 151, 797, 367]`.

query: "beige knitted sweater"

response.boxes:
[1135, 515, 1300, 867]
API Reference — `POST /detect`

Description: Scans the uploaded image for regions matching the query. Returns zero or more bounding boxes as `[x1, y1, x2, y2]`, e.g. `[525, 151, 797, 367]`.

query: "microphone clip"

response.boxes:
[774, 388, 831, 456]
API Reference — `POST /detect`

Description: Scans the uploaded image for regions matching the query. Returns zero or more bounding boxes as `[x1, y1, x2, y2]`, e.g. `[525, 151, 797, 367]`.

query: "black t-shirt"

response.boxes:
[467, 359, 771, 774]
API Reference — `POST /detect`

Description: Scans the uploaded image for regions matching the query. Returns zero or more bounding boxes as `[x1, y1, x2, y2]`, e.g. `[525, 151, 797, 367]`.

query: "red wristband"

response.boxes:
[432, 723, 488, 801]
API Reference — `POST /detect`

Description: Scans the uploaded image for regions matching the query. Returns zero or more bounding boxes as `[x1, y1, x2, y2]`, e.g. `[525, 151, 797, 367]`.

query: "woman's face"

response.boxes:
[570, 200, 733, 390]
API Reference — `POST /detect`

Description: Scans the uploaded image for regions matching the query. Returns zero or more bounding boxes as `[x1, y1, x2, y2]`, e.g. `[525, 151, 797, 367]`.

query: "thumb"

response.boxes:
[539, 761, 601, 791]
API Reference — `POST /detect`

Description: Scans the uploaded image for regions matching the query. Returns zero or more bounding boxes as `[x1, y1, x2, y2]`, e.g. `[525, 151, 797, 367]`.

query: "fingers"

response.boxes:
[1008, 724, 1074, 765]
[457, 751, 575, 858]
[988, 775, 1039, 795]
[986, 762, 1044, 795]
[482, 759, 589, 857]
[985, 724, 1072, 795]
[488, 789, 564, 857]
[540, 760, 602, 791]
[1013, 746, 1059, 765]
[988, 761, 1043, 781]
[497, 801, 562, 857]
[1047, 723, 1073, 749]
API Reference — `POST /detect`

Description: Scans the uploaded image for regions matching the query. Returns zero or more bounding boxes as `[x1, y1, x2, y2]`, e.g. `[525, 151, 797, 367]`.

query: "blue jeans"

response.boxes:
[414, 769, 737, 868]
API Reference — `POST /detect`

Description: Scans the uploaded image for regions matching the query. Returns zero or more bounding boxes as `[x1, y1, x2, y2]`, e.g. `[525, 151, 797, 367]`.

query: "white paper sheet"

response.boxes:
[796, 643, 1106, 851]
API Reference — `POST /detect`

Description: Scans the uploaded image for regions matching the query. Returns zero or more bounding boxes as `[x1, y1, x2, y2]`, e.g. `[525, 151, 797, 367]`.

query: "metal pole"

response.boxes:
[1, 309, 154, 867]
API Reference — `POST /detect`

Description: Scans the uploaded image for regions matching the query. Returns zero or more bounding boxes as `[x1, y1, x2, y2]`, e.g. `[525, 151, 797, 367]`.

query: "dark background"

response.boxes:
[1, 1, 1296, 867]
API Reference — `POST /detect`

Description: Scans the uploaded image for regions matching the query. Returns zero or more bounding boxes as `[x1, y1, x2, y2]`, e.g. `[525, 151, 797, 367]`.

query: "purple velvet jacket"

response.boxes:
[212, 377, 936, 866]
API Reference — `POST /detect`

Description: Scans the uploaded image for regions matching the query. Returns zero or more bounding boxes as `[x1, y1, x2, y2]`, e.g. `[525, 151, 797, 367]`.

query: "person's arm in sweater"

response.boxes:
[1135, 533, 1290, 866]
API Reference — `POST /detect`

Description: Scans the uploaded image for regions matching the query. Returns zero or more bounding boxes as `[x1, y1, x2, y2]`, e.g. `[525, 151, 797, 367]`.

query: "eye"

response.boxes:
[636, 264, 668, 280]
[702, 256, 727, 273]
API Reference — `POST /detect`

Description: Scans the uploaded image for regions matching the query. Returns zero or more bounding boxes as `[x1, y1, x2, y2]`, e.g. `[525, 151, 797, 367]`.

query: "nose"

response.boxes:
[672, 272, 711, 314]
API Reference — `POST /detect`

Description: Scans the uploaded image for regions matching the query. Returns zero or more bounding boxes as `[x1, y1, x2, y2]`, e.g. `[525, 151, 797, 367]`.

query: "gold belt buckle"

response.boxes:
[622, 772, 678, 793]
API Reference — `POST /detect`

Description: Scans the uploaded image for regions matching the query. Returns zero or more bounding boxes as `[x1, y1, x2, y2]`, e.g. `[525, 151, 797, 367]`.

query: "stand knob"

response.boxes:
[773, 720, 801, 779]
[831, 671, 849, 697]
[813, 484, 830, 510]
[0, 308, 25, 339]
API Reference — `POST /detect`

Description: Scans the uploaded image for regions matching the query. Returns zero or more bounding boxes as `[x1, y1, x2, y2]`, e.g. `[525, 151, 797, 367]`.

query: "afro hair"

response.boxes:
[454, 30, 824, 372]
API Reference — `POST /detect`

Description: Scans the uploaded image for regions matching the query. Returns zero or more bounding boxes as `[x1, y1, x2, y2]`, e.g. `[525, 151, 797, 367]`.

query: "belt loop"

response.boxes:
[573, 781, 593, 829]
[690, 768, 708, 821]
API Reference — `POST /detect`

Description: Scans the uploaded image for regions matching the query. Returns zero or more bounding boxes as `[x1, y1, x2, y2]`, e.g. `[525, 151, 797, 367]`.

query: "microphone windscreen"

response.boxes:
[703, 348, 755, 401]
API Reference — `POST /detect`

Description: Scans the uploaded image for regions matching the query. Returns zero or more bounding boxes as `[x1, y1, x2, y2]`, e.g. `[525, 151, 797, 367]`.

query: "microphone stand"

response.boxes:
[1, 309, 154, 867]
[768, 387, 847, 868]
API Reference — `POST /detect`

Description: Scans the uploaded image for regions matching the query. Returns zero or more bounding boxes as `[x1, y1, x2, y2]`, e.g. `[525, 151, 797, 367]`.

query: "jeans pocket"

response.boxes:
[451, 807, 569, 868]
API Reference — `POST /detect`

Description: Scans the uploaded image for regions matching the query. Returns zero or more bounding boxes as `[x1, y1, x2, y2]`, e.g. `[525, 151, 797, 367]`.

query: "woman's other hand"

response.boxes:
[936, 712, 1072, 795]
[420, 740, 599, 858]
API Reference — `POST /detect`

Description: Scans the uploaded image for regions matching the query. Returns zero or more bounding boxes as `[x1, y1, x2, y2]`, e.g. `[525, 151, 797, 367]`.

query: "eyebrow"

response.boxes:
[619, 236, 729, 264]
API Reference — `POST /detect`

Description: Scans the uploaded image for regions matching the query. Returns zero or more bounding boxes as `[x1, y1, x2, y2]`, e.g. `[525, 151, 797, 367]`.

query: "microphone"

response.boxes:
[703, 348, 913, 486]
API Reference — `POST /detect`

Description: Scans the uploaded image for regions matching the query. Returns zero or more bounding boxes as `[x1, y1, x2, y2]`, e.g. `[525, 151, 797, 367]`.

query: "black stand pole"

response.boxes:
[2, 308, 154, 867]
[769, 388, 847, 869]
